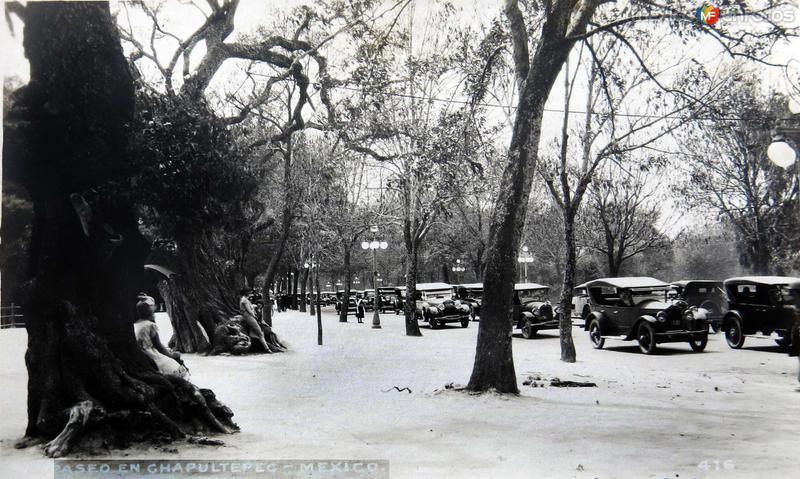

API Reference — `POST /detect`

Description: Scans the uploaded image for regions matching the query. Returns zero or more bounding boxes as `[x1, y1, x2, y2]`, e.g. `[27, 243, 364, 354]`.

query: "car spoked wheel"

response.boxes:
[724, 318, 745, 349]
[689, 334, 708, 352]
[637, 322, 657, 354]
[521, 321, 537, 339]
[429, 316, 439, 329]
[589, 319, 604, 349]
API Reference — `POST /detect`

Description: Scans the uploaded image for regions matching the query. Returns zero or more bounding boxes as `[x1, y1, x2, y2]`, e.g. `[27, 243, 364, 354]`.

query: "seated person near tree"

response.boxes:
[134, 293, 189, 379]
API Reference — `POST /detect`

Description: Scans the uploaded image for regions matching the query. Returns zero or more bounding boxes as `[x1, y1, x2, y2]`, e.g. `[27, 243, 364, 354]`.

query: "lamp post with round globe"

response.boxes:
[767, 97, 800, 168]
[451, 259, 466, 283]
[517, 246, 534, 282]
[361, 225, 388, 329]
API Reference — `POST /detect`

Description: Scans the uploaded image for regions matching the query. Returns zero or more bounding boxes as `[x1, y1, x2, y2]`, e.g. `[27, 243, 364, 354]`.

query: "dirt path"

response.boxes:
[1, 309, 797, 478]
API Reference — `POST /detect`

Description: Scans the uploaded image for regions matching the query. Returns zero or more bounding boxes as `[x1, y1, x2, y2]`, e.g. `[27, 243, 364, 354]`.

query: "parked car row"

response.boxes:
[313, 275, 800, 357]
[580, 275, 800, 355]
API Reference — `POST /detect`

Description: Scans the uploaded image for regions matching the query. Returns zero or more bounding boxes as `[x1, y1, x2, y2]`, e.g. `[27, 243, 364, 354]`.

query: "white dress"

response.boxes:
[134, 320, 190, 379]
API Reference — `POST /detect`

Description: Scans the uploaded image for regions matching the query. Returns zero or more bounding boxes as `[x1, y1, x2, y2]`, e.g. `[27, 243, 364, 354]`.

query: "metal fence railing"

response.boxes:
[0, 304, 25, 329]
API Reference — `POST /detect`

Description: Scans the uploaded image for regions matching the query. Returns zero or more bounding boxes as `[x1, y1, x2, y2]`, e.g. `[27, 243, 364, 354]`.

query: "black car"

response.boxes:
[670, 280, 728, 332]
[455, 283, 483, 321]
[361, 289, 376, 312]
[335, 291, 357, 316]
[722, 276, 800, 349]
[413, 283, 471, 328]
[377, 287, 397, 313]
[512, 283, 558, 339]
[583, 277, 709, 354]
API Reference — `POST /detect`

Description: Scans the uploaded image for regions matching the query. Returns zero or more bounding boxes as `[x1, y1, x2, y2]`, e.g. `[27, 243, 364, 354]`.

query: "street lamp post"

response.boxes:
[451, 259, 465, 283]
[768, 99, 800, 168]
[517, 245, 534, 282]
[304, 259, 318, 317]
[361, 225, 388, 329]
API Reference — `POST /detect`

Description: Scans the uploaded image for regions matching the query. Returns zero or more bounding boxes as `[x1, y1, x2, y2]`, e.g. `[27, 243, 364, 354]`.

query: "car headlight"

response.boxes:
[684, 310, 694, 321]
[657, 311, 667, 322]
[428, 306, 438, 314]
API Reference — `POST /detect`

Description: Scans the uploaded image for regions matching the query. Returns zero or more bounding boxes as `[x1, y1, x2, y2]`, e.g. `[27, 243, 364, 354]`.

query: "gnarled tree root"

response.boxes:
[20, 301, 238, 457]
[43, 401, 99, 458]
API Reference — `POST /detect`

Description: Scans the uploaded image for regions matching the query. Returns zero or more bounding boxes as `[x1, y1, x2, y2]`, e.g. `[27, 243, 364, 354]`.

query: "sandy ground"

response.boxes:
[0, 308, 798, 479]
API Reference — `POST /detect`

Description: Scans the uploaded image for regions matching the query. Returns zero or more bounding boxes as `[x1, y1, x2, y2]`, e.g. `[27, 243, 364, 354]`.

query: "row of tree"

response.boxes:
[2, 0, 797, 455]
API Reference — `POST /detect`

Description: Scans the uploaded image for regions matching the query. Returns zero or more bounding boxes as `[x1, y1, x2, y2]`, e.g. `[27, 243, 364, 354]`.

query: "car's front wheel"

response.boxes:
[689, 334, 708, 352]
[637, 322, 657, 354]
[461, 318, 469, 328]
[521, 320, 537, 339]
[725, 318, 745, 349]
[429, 316, 440, 329]
[470, 308, 477, 321]
[589, 319, 604, 349]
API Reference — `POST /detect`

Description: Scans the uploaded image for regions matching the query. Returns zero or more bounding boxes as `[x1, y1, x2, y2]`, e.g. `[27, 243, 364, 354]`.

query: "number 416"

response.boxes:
[698, 460, 735, 471]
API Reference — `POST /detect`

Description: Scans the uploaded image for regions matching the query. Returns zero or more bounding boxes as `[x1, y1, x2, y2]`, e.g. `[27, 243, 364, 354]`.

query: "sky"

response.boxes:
[2, 0, 799, 239]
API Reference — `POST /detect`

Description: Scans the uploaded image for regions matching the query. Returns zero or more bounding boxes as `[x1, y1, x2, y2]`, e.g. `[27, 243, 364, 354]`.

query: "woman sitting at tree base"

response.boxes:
[134, 294, 190, 379]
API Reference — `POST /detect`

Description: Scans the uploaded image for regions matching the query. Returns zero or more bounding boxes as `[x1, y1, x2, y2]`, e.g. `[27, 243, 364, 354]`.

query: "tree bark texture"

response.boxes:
[557, 209, 577, 363]
[339, 245, 352, 323]
[299, 266, 309, 312]
[3, 2, 236, 456]
[403, 241, 422, 336]
[468, 0, 596, 393]
[160, 234, 242, 353]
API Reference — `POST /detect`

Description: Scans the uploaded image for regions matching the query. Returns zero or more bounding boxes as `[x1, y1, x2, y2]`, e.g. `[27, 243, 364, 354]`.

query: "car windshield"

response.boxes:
[628, 288, 667, 303]
[518, 289, 548, 302]
[423, 289, 452, 300]
[462, 289, 482, 299]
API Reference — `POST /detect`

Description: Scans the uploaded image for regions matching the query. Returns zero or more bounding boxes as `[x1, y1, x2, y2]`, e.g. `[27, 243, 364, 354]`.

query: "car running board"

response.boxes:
[599, 335, 627, 340]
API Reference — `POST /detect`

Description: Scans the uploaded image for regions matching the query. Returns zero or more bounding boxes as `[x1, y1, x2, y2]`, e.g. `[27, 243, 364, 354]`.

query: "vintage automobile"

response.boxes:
[362, 289, 376, 312]
[571, 284, 592, 323]
[377, 287, 397, 313]
[722, 276, 800, 350]
[670, 280, 728, 333]
[583, 277, 709, 354]
[512, 283, 558, 339]
[413, 282, 471, 328]
[455, 283, 483, 321]
[393, 286, 407, 314]
[321, 291, 336, 306]
[335, 291, 357, 316]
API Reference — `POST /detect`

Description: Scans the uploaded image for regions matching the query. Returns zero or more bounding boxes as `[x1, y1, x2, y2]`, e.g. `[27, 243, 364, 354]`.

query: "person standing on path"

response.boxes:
[355, 294, 366, 324]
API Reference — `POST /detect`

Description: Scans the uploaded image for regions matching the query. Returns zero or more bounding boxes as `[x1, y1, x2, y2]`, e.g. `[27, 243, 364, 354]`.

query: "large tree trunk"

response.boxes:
[260, 141, 293, 326]
[468, 0, 594, 393]
[291, 267, 299, 309]
[160, 234, 241, 353]
[339, 245, 352, 323]
[557, 209, 577, 362]
[403, 241, 422, 336]
[4, 2, 236, 456]
[158, 279, 210, 353]
[299, 266, 309, 312]
[315, 267, 323, 345]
